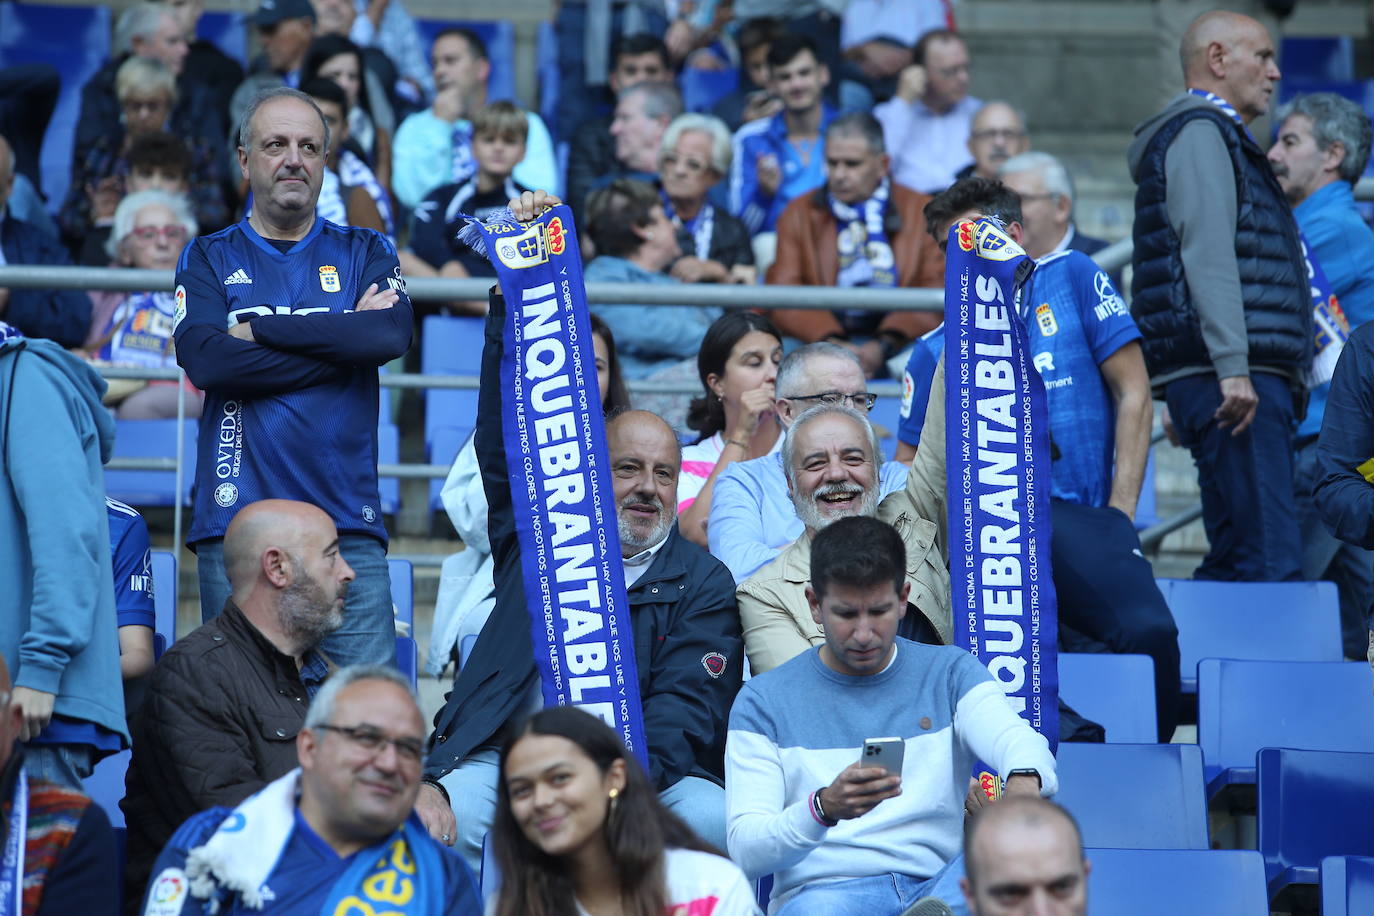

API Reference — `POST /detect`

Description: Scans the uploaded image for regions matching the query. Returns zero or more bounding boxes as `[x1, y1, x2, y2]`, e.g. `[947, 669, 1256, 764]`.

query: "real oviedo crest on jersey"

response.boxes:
[319, 265, 341, 292]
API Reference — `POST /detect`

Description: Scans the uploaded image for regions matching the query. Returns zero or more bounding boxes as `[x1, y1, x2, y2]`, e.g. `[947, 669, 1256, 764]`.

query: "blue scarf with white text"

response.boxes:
[461, 206, 650, 766]
[943, 218, 1058, 796]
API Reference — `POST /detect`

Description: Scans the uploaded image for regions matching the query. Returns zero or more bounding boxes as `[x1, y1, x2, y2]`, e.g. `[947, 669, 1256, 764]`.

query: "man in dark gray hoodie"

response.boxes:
[1127, 9, 1311, 582]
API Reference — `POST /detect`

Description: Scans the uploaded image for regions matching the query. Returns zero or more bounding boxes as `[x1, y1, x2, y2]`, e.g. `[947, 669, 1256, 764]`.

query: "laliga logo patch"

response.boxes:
[319, 265, 341, 293]
[956, 220, 976, 252]
[173, 284, 187, 331]
[146, 868, 188, 915]
[978, 771, 1003, 802]
[1035, 303, 1058, 337]
[972, 221, 1028, 262]
[495, 223, 550, 270]
[701, 652, 727, 678]
[546, 216, 566, 255]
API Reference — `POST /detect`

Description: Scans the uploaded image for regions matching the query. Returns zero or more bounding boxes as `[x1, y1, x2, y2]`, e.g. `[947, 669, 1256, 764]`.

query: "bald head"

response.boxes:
[1179, 11, 1279, 124]
[223, 498, 337, 594]
[968, 102, 1029, 180]
[963, 797, 1088, 915]
[606, 410, 680, 555]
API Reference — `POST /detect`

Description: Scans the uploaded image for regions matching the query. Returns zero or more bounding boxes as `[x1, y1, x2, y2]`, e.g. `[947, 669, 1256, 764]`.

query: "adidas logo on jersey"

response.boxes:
[223, 269, 253, 285]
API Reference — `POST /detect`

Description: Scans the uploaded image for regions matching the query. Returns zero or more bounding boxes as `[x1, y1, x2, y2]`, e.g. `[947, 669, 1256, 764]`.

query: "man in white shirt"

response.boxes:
[873, 29, 981, 193]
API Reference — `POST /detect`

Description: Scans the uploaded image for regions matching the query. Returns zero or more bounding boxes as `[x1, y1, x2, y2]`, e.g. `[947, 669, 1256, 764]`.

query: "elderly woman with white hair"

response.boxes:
[79, 189, 204, 419]
[657, 113, 756, 285]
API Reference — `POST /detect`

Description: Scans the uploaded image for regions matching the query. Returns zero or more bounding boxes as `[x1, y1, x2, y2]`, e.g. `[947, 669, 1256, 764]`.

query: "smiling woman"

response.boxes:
[492, 707, 761, 916]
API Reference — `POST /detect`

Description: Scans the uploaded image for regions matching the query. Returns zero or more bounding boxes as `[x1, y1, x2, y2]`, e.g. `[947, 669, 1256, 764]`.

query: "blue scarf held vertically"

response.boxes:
[0, 767, 26, 916]
[1302, 235, 1350, 389]
[943, 218, 1058, 798]
[459, 205, 650, 767]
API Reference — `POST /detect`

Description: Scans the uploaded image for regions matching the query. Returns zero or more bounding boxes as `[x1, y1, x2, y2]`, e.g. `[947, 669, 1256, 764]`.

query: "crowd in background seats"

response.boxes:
[3, 1, 1374, 913]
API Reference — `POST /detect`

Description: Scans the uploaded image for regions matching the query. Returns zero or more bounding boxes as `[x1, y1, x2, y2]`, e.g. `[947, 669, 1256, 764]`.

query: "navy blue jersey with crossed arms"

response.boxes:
[173, 217, 412, 546]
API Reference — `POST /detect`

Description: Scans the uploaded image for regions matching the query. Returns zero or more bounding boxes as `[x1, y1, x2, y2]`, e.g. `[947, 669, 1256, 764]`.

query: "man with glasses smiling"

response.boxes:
[708, 341, 915, 586]
[140, 665, 481, 914]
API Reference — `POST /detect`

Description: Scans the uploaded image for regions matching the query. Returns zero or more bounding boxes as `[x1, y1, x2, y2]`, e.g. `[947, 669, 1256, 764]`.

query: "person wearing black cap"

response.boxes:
[228, 0, 318, 139]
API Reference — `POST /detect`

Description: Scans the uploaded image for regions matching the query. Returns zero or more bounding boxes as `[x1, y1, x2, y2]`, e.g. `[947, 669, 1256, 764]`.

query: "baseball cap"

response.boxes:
[254, 0, 316, 28]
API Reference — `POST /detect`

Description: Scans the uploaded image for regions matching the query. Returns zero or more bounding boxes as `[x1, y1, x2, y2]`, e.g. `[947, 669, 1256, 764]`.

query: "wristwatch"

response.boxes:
[1007, 768, 1042, 787]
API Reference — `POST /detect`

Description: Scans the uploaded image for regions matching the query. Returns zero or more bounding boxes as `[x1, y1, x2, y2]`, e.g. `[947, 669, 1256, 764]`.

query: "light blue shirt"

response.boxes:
[707, 451, 909, 583]
[1293, 180, 1374, 439]
[583, 256, 722, 379]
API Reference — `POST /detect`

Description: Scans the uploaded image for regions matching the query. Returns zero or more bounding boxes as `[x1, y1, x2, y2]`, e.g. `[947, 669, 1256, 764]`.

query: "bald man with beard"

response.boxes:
[121, 499, 355, 909]
[1128, 9, 1310, 583]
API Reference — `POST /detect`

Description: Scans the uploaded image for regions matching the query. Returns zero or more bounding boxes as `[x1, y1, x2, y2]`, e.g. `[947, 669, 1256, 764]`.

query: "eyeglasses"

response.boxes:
[130, 225, 189, 243]
[315, 724, 425, 763]
[785, 390, 878, 410]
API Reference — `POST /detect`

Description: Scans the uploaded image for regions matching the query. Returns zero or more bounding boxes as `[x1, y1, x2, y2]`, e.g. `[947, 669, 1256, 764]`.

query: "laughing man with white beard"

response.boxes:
[735, 378, 952, 675]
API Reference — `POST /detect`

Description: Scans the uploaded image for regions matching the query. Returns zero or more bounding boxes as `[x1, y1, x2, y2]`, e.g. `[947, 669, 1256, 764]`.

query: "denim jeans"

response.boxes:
[1164, 372, 1303, 581]
[774, 858, 970, 916]
[441, 748, 728, 876]
[24, 743, 95, 791]
[196, 533, 395, 668]
[1294, 438, 1374, 658]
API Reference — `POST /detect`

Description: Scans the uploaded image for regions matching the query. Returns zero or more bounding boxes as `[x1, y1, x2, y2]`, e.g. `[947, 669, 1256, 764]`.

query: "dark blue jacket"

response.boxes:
[425, 291, 743, 790]
[1130, 105, 1310, 381]
[0, 211, 92, 348]
[1315, 321, 1374, 548]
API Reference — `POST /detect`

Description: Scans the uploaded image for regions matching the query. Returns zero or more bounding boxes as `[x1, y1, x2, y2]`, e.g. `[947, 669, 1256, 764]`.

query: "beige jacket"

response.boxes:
[736, 361, 951, 674]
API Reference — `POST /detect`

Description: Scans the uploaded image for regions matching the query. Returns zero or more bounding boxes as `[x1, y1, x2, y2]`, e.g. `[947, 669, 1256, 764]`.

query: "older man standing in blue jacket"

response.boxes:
[1269, 92, 1374, 659]
[0, 321, 128, 790]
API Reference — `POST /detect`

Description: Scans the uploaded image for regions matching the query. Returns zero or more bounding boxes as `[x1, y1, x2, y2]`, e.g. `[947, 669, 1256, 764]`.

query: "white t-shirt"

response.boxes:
[576, 848, 761, 916]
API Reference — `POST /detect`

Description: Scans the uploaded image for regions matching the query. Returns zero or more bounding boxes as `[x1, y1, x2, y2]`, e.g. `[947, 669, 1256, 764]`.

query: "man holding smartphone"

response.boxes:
[725, 513, 1056, 916]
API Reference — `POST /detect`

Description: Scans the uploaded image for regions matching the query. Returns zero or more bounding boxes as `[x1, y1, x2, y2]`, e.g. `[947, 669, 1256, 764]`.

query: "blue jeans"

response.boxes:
[24, 743, 95, 791]
[1294, 438, 1374, 658]
[196, 533, 395, 667]
[775, 858, 970, 916]
[440, 747, 728, 875]
[1165, 372, 1303, 581]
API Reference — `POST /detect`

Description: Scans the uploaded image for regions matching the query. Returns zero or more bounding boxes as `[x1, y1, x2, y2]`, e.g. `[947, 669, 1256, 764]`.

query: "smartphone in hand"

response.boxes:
[860, 737, 905, 777]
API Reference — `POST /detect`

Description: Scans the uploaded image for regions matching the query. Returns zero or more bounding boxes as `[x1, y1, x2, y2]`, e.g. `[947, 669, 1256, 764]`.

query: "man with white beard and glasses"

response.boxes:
[416, 250, 744, 869]
[736, 399, 950, 674]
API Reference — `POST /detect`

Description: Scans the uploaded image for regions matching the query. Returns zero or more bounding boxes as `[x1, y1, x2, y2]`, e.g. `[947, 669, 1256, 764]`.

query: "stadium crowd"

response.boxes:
[2, 0, 1374, 913]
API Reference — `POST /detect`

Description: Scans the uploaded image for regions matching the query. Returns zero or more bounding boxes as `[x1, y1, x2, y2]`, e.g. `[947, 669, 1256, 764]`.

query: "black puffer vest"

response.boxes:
[1131, 106, 1311, 381]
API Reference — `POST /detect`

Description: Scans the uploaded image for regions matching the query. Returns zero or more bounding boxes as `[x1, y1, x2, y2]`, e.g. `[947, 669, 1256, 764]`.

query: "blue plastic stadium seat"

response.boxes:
[1281, 37, 1355, 83]
[1085, 848, 1268, 915]
[415, 20, 517, 105]
[198, 11, 248, 66]
[377, 422, 400, 515]
[84, 749, 131, 830]
[1156, 578, 1341, 693]
[388, 557, 414, 631]
[151, 549, 177, 659]
[105, 419, 198, 508]
[0, 2, 112, 209]
[1322, 856, 1374, 916]
[536, 21, 561, 142]
[680, 66, 739, 114]
[421, 314, 483, 449]
[1058, 653, 1157, 744]
[395, 635, 418, 686]
[1054, 744, 1208, 849]
[1197, 659, 1374, 797]
[1258, 748, 1374, 900]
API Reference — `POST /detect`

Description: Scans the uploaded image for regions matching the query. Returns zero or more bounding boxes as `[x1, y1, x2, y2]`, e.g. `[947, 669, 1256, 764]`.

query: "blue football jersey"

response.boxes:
[173, 217, 413, 545]
[898, 250, 1140, 508]
[107, 496, 155, 630]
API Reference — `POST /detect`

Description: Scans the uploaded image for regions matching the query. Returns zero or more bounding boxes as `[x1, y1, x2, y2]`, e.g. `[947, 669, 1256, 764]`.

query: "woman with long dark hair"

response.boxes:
[492, 706, 759, 916]
[676, 312, 783, 547]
